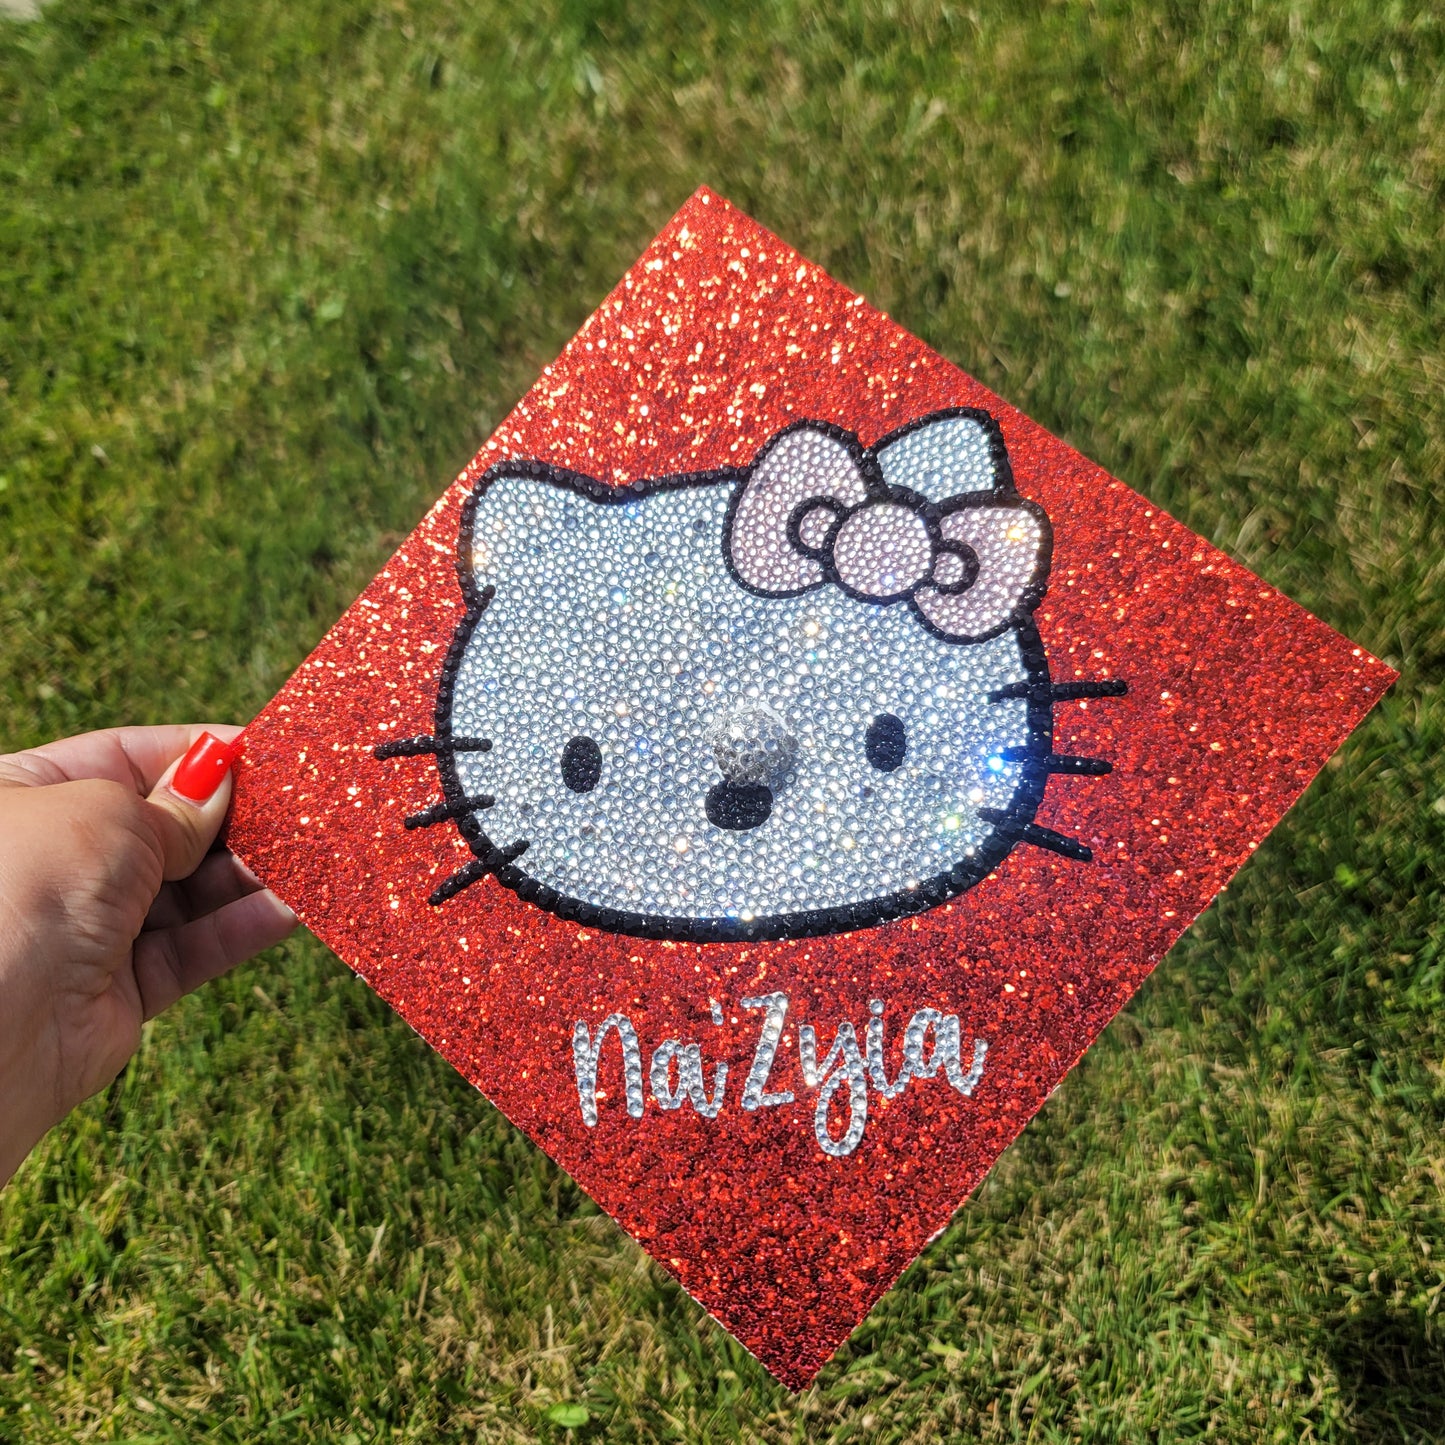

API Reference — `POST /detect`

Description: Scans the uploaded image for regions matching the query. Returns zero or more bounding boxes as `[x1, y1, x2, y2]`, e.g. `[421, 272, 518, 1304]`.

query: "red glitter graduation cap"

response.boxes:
[227, 188, 1393, 1388]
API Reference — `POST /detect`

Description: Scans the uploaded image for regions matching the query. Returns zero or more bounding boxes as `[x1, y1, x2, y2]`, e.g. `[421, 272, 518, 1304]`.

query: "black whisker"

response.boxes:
[1020, 823, 1092, 862]
[989, 679, 1129, 704]
[978, 808, 1093, 862]
[374, 734, 493, 760]
[429, 861, 488, 904]
[1048, 679, 1129, 702]
[404, 795, 495, 830]
[1000, 747, 1112, 775]
[429, 839, 530, 905]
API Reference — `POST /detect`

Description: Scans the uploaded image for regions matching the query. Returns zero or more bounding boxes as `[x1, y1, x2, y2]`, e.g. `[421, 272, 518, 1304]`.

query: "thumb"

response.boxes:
[144, 731, 240, 880]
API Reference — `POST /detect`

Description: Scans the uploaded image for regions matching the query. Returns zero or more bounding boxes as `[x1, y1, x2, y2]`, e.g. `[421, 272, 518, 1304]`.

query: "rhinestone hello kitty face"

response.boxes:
[377, 409, 1122, 941]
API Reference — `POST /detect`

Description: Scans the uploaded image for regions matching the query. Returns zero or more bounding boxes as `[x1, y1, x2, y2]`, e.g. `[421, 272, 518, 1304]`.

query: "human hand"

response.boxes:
[0, 725, 296, 1187]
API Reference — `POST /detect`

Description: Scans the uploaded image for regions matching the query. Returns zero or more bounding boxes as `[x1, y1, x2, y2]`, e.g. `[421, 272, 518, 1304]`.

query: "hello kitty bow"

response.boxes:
[724, 410, 1052, 644]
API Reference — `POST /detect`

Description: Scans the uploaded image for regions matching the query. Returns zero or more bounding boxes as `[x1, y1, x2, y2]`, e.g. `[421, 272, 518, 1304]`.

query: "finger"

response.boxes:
[0, 724, 244, 793]
[143, 851, 266, 931]
[143, 733, 240, 882]
[132, 888, 298, 1021]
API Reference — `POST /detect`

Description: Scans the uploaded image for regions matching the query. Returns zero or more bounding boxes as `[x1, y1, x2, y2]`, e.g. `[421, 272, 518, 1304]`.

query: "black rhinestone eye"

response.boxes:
[865, 713, 907, 772]
[560, 735, 602, 793]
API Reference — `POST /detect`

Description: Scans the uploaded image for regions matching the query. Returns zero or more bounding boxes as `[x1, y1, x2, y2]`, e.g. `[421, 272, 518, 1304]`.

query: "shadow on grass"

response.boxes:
[1328, 1305, 1445, 1444]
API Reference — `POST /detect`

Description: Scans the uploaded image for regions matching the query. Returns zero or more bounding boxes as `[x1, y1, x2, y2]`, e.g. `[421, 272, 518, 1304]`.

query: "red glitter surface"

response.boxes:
[227, 188, 1395, 1389]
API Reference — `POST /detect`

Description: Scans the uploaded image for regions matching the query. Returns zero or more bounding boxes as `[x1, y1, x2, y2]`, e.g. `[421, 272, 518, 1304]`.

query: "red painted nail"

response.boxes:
[171, 732, 239, 804]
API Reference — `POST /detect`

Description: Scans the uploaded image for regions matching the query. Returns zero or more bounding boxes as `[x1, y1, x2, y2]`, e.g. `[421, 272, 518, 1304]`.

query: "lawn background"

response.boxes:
[1, 0, 1441, 1439]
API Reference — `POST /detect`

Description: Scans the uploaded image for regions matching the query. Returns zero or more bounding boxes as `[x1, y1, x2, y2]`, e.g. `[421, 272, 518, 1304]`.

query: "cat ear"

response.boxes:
[874, 412, 1008, 501]
[464, 469, 574, 583]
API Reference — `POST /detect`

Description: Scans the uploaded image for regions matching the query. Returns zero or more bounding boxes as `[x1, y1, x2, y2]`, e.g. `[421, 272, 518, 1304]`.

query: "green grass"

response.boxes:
[1, 0, 1441, 1437]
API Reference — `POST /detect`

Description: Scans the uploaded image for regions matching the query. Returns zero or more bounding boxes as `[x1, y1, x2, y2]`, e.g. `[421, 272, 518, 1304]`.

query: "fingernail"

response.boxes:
[171, 732, 239, 804]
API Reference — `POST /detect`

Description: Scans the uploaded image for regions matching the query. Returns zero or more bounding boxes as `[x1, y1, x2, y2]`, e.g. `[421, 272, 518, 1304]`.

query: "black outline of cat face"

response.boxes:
[379, 408, 1123, 943]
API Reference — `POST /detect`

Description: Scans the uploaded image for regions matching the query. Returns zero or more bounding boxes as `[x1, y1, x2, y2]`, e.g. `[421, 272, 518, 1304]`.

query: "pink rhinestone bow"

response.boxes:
[725, 410, 1051, 643]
